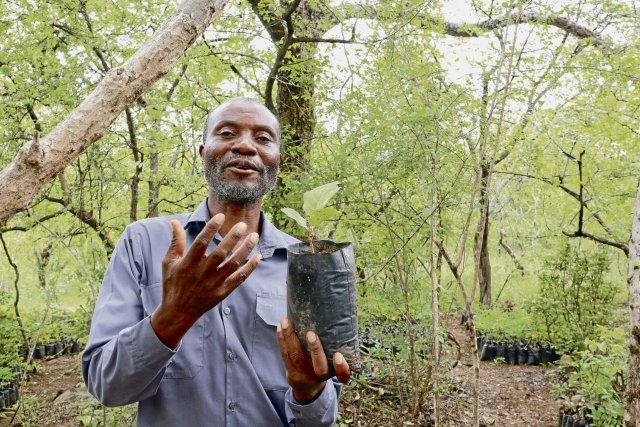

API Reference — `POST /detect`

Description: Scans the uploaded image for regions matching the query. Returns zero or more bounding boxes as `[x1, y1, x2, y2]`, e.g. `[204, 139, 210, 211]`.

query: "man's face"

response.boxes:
[200, 100, 281, 204]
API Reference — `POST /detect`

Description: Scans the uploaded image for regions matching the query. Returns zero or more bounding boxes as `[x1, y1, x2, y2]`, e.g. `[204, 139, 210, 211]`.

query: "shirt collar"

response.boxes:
[181, 198, 296, 259]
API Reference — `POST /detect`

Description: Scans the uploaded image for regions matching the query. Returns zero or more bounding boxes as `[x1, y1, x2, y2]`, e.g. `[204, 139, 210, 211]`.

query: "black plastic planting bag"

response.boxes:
[286, 240, 359, 377]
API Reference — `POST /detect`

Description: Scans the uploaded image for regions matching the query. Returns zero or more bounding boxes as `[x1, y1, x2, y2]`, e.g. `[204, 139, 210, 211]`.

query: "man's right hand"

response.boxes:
[150, 214, 261, 348]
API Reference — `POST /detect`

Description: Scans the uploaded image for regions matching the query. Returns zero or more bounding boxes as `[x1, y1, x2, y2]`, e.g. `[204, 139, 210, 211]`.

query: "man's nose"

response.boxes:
[231, 131, 257, 155]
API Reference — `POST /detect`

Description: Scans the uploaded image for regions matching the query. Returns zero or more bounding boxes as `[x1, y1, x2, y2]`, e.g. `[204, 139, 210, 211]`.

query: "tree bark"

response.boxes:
[625, 179, 640, 426]
[0, 0, 230, 228]
[477, 164, 492, 306]
[148, 151, 160, 217]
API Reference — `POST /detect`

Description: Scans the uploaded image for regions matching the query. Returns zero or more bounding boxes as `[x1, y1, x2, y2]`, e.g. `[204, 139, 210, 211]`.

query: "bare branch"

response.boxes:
[443, 12, 609, 48]
[230, 65, 265, 99]
[292, 23, 357, 45]
[45, 174, 115, 254]
[498, 229, 524, 271]
[563, 229, 629, 255]
[167, 63, 188, 101]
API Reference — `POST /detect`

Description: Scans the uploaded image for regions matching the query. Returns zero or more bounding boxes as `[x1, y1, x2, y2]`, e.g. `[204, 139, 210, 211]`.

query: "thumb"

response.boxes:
[164, 220, 186, 262]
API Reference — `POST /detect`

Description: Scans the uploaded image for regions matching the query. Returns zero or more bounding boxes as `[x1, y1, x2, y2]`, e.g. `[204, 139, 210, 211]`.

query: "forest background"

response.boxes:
[0, 0, 638, 425]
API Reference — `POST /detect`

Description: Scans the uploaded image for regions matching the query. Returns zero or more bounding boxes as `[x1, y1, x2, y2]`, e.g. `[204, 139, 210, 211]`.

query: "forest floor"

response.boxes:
[441, 317, 563, 426]
[0, 317, 563, 426]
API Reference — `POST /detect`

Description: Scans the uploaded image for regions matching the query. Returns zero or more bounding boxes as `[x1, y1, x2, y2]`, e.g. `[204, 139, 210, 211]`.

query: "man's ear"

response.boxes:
[198, 144, 204, 158]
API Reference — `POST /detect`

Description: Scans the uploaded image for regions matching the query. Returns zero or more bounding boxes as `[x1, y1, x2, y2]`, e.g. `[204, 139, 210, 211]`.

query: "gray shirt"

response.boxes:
[82, 199, 341, 426]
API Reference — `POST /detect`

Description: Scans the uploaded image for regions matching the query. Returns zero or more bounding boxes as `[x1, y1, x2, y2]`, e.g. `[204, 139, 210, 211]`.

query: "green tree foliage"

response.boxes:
[0, 0, 638, 422]
[526, 243, 619, 349]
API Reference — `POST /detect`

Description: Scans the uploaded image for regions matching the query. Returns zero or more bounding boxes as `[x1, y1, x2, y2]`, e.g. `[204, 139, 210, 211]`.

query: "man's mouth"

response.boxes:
[224, 159, 261, 174]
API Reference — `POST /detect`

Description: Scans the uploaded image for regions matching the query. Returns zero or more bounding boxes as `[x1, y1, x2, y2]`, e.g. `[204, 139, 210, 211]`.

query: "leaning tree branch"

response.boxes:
[0, 0, 231, 228]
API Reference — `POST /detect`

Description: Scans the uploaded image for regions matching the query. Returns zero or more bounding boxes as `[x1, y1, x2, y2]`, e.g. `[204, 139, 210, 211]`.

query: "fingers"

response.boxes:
[204, 222, 248, 270]
[164, 220, 186, 264]
[186, 213, 225, 262]
[333, 352, 351, 384]
[217, 231, 259, 276]
[223, 252, 261, 289]
[306, 331, 330, 380]
[277, 318, 307, 369]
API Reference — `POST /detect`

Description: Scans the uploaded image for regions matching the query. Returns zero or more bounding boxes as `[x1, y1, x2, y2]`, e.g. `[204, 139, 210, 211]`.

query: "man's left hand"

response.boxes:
[276, 317, 350, 403]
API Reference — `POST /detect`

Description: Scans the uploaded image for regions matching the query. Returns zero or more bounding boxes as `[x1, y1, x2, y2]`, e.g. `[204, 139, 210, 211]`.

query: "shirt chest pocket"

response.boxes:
[140, 283, 205, 379]
[251, 294, 288, 391]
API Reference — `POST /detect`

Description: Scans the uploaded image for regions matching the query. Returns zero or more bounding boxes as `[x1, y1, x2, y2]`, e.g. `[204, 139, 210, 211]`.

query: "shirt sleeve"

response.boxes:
[82, 226, 176, 407]
[285, 379, 343, 426]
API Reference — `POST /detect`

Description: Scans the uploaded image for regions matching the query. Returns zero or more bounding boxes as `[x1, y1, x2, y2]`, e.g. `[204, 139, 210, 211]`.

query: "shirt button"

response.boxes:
[228, 351, 236, 361]
[223, 307, 231, 315]
[228, 402, 236, 411]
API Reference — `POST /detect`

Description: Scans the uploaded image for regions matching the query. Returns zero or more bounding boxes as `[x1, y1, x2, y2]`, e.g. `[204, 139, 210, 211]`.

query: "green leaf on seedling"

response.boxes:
[281, 208, 308, 230]
[302, 181, 340, 215]
[308, 206, 339, 227]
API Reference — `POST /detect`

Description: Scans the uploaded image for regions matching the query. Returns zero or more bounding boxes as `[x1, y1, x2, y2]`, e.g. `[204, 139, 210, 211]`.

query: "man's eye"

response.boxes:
[257, 135, 273, 143]
[218, 130, 234, 137]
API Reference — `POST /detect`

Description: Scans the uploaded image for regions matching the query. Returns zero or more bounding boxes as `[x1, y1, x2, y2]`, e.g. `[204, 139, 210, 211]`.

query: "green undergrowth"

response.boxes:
[555, 327, 626, 426]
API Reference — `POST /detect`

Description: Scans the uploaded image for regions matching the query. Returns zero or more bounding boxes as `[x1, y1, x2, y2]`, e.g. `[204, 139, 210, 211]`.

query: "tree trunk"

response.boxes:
[477, 163, 492, 306]
[478, 211, 492, 305]
[148, 151, 160, 217]
[625, 179, 640, 426]
[269, 41, 318, 217]
[270, 4, 324, 218]
[430, 181, 441, 425]
[0, 0, 230, 228]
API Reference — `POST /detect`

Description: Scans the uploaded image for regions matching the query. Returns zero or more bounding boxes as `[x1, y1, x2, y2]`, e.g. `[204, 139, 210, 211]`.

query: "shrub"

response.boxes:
[525, 243, 618, 351]
[555, 327, 625, 426]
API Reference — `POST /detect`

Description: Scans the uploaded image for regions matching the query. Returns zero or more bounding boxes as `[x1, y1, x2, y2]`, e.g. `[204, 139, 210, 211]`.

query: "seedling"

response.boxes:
[282, 181, 359, 373]
[281, 181, 340, 246]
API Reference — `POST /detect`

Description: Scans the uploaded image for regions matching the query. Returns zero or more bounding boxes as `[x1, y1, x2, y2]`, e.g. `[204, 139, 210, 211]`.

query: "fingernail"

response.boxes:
[236, 222, 247, 234]
[212, 213, 225, 224]
[335, 353, 344, 364]
[249, 232, 259, 244]
[307, 331, 317, 344]
[280, 318, 289, 329]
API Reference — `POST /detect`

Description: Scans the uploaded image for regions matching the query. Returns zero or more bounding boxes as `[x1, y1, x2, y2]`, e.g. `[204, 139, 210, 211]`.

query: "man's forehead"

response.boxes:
[208, 100, 279, 131]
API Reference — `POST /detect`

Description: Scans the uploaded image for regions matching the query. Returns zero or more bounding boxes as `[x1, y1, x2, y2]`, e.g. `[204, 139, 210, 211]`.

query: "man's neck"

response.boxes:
[207, 195, 262, 236]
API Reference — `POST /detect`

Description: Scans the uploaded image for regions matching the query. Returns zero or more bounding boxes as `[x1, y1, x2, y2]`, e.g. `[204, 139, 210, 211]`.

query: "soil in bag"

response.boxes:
[287, 240, 359, 377]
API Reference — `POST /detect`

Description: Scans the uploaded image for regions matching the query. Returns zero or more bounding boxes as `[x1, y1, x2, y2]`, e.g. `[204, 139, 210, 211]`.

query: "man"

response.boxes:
[83, 97, 350, 426]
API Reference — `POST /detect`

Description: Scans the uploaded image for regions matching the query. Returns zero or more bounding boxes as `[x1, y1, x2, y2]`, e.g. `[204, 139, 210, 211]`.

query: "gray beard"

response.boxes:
[203, 156, 278, 204]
